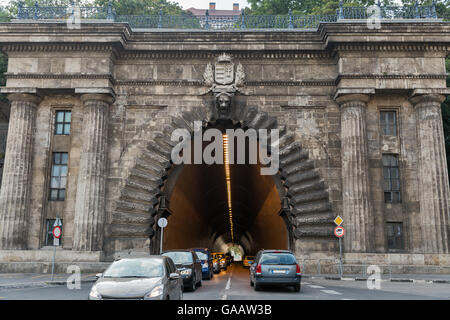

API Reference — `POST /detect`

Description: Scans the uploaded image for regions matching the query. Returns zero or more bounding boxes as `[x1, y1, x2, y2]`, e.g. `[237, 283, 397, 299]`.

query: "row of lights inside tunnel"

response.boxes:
[222, 134, 234, 244]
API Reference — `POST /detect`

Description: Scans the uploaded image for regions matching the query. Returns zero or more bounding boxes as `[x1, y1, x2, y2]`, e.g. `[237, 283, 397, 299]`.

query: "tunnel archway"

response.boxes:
[108, 99, 336, 257]
[161, 136, 290, 255]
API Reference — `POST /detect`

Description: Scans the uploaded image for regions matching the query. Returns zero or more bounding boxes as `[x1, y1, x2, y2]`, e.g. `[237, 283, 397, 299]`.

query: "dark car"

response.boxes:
[88, 256, 183, 300]
[162, 250, 202, 291]
[191, 248, 214, 280]
[249, 250, 301, 292]
[225, 252, 233, 266]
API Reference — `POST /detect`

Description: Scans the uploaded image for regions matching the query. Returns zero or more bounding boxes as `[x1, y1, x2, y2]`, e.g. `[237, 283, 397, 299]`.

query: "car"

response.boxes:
[211, 254, 221, 273]
[225, 252, 233, 266]
[249, 250, 301, 292]
[162, 250, 202, 291]
[88, 256, 183, 300]
[243, 255, 255, 267]
[191, 248, 214, 280]
[212, 252, 227, 271]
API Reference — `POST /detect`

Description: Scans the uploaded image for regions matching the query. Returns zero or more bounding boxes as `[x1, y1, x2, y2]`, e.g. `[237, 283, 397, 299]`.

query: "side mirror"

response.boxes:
[169, 273, 180, 280]
[95, 273, 102, 279]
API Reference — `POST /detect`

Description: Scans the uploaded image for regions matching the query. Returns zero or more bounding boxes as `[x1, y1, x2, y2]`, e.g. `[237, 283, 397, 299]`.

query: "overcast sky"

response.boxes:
[0, 0, 251, 9]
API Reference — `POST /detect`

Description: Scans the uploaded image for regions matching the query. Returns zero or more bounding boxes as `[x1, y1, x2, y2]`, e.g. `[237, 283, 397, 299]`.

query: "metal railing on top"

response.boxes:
[13, 0, 440, 30]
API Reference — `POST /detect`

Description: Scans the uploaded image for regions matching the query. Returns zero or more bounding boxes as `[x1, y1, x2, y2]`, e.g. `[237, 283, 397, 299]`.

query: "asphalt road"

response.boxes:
[0, 263, 449, 300]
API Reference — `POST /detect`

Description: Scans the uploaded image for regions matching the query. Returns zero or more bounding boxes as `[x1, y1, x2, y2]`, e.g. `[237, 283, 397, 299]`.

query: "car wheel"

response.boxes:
[254, 283, 261, 291]
[294, 284, 301, 292]
[250, 278, 254, 287]
[198, 278, 202, 287]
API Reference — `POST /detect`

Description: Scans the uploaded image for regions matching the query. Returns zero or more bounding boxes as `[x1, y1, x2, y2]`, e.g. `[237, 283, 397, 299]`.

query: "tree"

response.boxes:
[92, 0, 185, 15]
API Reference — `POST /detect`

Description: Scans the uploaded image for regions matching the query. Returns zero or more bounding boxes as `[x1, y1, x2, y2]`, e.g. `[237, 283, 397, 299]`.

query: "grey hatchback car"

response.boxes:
[89, 256, 183, 300]
[249, 250, 301, 292]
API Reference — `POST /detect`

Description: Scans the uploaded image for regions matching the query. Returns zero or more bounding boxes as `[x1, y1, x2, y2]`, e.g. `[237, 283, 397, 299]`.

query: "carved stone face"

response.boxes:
[217, 94, 232, 119]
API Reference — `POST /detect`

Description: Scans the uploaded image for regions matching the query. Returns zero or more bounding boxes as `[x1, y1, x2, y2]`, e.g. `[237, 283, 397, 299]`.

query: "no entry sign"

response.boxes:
[334, 226, 345, 238]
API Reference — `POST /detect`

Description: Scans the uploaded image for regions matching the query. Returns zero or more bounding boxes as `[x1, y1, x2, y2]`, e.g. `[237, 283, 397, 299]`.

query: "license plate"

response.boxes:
[272, 269, 286, 274]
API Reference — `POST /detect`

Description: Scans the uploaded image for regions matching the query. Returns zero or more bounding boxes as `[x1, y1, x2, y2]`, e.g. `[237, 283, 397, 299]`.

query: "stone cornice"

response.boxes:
[335, 73, 448, 85]
[115, 79, 336, 87]
[334, 43, 450, 53]
[1, 43, 116, 52]
[118, 51, 333, 60]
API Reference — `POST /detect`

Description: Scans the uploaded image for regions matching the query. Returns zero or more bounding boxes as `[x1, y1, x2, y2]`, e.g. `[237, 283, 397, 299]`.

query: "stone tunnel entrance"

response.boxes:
[157, 121, 292, 257]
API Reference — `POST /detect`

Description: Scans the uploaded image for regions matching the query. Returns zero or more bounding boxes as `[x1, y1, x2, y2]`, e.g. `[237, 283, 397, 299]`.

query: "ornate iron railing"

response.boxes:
[13, 0, 440, 30]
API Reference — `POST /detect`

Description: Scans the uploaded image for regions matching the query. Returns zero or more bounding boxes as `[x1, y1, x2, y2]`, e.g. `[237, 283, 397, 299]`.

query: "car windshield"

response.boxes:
[103, 258, 164, 278]
[259, 253, 297, 265]
[163, 252, 193, 264]
[195, 252, 208, 260]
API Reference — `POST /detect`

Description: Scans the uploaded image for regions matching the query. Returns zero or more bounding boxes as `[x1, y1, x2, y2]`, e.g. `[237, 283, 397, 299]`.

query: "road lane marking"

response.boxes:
[308, 285, 325, 289]
[225, 277, 232, 290]
[321, 290, 342, 295]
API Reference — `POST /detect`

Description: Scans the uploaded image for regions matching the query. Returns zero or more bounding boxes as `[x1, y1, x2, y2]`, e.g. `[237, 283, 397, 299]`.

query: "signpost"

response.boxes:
[158, 218, 168, 254]
[334, 216, 344, 278]
[51, 217, 62, 281]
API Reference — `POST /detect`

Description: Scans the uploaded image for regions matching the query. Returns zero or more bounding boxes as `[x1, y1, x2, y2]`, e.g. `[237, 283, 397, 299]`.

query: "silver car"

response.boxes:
[249, 250, 301, 292]
[89, 256, 183, 300]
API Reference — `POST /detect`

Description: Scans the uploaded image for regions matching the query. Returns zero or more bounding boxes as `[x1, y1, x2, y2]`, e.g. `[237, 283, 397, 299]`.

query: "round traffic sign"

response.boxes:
[53, 226, 62, 239]
[334, 226, 345, 238]
[158, 218, 168, 228]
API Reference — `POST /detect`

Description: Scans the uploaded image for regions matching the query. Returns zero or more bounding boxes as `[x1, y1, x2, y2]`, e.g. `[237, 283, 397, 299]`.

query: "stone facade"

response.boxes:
[0, 21, 448, 266]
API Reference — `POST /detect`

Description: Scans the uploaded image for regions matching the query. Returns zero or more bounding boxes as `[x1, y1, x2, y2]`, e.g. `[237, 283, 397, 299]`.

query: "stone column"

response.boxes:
[0, 93, 41, 249]
[336, 94, 374, 252]
[73, 94, 114, 251]
[410, 94, 449, 253]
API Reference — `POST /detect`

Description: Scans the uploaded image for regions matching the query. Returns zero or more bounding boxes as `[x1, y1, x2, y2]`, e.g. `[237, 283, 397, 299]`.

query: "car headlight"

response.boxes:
[180, 269, 192, 275]
[89, 285, 101, 300]
[145, 285, 164, 299]
[213, 261, 218, 266]
[220, 259, 226, 264]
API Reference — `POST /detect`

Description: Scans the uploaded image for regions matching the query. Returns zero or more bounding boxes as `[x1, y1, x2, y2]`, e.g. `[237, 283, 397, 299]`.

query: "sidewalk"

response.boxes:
[302, 273, 450, 284]
[0, 273, 98, 289]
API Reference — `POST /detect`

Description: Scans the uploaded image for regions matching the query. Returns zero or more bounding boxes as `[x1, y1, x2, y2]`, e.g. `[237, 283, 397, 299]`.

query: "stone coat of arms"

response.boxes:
[203, 53, 245, 92]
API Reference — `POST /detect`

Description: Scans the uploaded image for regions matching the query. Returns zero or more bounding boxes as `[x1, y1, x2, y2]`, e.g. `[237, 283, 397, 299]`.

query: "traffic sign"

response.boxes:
[53, 226, 62, 239]
[158, 218, 168, 228]
[334, 226, 345, 238]
[334, 216, 343, 226]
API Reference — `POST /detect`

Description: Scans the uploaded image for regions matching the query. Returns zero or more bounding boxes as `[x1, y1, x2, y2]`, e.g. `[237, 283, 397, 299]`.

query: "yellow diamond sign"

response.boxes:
[334, 216, 343, 226]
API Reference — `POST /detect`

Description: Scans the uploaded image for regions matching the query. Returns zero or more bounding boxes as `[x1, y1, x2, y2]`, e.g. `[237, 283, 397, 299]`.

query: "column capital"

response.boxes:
[409, 93, 446, 107]
[80, 93, 115, 105]
[335, 93, 371, 106]
[7, 93, 42, 105]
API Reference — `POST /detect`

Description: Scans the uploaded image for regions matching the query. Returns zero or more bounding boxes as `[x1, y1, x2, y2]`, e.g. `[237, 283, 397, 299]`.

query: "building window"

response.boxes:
[45, 219, 63, 246]
[49, 152, 68, 201]
[55, 110, 71, 135]
[383, 154, 401, 203]
[380, 111, 397, 136]
[386, 222, 404, 250]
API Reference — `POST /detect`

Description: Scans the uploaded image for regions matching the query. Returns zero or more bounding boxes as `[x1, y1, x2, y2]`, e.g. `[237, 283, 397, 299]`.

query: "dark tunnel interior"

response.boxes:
[162, 123, 289, 257]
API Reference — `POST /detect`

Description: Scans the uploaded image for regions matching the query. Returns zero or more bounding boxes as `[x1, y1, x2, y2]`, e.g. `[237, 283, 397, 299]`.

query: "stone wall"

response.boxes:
[0, 22, 448, 264]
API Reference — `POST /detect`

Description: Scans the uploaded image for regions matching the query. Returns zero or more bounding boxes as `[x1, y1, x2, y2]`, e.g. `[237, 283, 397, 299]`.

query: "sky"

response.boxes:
[0, 0, 251, 10]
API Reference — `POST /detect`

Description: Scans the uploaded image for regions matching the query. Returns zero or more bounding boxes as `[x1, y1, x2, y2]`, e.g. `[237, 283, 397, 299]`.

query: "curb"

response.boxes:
[0, 278, 97, 289]
[302, 275, 450, 284]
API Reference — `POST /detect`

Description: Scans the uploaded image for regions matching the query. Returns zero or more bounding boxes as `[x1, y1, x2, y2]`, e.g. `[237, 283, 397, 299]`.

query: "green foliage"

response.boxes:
[247, 0, 398, 15]
[92, 0, 185, 15]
